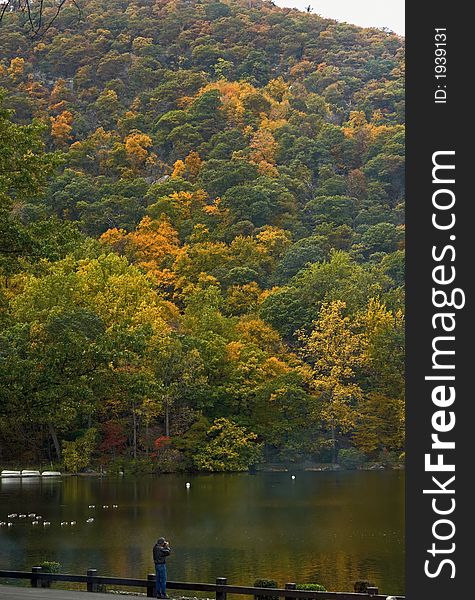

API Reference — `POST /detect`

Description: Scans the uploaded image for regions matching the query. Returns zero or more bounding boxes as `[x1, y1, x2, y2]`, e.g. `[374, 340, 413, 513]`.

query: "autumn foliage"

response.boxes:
[0, 0, 405, 471]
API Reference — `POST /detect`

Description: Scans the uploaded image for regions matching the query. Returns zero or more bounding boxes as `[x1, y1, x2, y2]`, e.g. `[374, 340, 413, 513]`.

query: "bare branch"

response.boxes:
[0, 0, 12, 24]
[25, 0, 36, 34]
[37, 0, 44, 33]
[0, 0, 81, 37]
[33, 0, 68, 37]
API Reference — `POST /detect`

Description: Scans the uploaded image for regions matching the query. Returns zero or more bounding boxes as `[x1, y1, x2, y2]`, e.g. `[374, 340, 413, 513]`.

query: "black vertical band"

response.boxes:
[406, 3, 470, 598]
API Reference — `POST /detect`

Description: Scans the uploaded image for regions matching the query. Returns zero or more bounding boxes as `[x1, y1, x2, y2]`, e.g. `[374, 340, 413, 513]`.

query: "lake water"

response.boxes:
[0, 472, 404, 596]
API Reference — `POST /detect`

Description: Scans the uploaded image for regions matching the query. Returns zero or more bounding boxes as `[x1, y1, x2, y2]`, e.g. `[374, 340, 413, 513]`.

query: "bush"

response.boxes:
[107, 457, 156, 475]
[156, 447, 186, 473]
[378, 449, 403, 468]
[354, 581, 376, 593]
[338, 448, 366, 470]
[39, 561, 61, 572]
[254, 579, 278, 600]
[38, 561, 61, 588]
[296, 583, 327, 594]
[62, 428, 97, 473]
[193, 418, 263, 472]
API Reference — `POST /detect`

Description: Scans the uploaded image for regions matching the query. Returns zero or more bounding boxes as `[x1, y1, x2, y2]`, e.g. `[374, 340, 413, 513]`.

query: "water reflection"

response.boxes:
[0, 472, 404, 595]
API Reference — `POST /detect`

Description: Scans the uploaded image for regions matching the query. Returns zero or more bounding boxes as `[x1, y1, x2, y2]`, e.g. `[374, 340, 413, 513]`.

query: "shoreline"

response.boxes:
[1, 463, 405, 478]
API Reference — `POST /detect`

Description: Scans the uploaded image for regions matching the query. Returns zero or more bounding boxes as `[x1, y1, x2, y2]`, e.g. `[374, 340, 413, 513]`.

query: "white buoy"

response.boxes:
[185, 482, 191, 488]
[291, 475, 296, 480]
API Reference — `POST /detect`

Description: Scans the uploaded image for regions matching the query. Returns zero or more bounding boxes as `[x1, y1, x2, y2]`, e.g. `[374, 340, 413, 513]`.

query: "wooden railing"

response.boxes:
[0, 568, 405, 600]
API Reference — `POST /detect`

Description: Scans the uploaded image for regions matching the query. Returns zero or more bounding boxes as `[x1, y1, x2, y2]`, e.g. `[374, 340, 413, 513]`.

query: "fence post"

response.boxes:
[147, 573, 156, 597]
[31, 566, 42, 588]
[87, 568, 98, 592]
[216, 577, 228, 600]
[367, 587, 379, 596]
[285, 582, 297, 600]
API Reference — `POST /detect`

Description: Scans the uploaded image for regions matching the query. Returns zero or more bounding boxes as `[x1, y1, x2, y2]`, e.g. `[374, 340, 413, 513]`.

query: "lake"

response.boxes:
[0, 471, 404, 596]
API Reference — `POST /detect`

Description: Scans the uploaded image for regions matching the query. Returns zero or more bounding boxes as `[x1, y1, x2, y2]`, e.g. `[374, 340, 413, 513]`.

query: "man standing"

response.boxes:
[153, 536, 171, 599]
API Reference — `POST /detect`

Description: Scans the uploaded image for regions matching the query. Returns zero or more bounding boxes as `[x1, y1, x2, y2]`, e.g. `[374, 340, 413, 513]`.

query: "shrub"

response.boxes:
[193, 418, 263, 472]
[254, 579, 278, 600]
[156, 447, 186, 473]
[107, 456, 156, 475]
[354, 581, 376, 593]
[378, 449, 403, 468]
[338, 447, 366, 470]
[38, 561, 61, 588]
[123, 457, 156, 475]
[62, 428, 97, 473]
[39, 561, 61, 573]
[296, 583, 327, 595]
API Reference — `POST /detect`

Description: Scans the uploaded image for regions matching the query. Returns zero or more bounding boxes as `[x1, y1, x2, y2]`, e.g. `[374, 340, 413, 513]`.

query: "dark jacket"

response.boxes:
[153, 542, 171, 565]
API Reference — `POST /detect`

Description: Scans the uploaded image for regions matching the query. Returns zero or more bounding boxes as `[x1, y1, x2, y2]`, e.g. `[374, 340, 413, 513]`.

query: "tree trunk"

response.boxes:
[48, 422, 61, 461]
[331, 423, 337, 464]
[132, 408, 137, 460]
[165, 400, 170, 437]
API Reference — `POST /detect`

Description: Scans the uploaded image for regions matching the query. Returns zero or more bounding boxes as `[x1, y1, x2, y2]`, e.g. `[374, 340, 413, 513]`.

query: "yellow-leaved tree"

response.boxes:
[100, 216, 180, 289]
[8, 57, 25, 80]
[124, 131, 155, 170]
[51, 110, 74, 145]
[352, 299, 405, 455]
[300, 300, 366, 463]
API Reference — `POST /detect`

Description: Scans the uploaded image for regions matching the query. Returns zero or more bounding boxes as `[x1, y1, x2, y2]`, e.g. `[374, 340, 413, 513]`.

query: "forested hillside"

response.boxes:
[0, 0, 405, 472]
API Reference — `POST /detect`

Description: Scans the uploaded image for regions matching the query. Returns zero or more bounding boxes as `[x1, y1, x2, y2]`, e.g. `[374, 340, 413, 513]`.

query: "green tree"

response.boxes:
[62, 428, 97, 472]
[0, 94, 58, 275]
[194, 418, 263, 472]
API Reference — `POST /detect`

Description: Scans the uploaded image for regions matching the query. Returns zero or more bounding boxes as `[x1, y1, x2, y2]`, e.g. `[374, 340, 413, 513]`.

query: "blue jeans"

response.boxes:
[155, 563, 167, 597]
